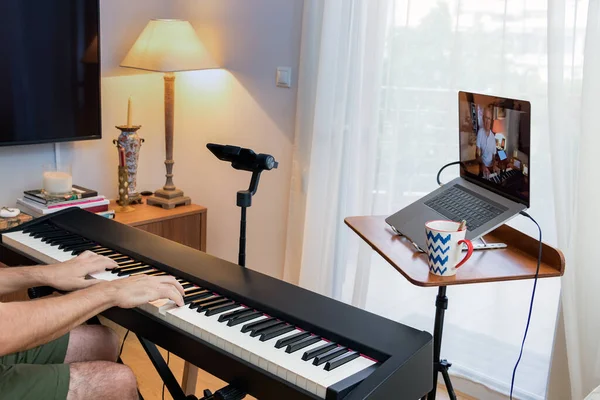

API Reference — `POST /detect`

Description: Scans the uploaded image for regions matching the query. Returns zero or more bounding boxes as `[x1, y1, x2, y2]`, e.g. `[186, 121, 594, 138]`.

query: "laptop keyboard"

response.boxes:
[424, 185, 508, 231]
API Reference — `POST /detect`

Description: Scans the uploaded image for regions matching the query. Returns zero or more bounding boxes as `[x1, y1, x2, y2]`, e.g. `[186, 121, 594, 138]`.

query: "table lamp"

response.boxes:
[120, 19, 219, 209]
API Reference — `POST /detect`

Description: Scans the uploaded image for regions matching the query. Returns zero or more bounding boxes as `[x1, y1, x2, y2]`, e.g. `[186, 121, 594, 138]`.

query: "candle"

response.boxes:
[43, 171, 72, 195]
[127, 96, 133, 127]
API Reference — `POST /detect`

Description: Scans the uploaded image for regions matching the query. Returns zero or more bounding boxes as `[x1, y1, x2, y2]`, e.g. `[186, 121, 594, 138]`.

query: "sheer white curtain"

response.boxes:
[285, 0, 598, 398]
[548, 0, 600, 398]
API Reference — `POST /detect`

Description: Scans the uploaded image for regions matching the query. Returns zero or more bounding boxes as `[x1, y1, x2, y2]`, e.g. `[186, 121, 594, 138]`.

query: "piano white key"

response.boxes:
[165, 306, 364, 398]
[2, 231, 73, 264]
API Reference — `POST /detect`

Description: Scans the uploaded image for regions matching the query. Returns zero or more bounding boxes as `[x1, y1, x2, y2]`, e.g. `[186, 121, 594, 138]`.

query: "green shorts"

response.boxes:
[0, 333, 70, 400]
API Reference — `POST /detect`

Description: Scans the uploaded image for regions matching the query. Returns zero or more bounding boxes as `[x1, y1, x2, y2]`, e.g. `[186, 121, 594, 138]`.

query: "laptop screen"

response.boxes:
[458, 91, 531, 207]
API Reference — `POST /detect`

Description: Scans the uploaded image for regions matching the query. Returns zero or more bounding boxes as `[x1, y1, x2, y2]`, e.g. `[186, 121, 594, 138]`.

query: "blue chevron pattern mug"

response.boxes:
[425, 220, 473, 276]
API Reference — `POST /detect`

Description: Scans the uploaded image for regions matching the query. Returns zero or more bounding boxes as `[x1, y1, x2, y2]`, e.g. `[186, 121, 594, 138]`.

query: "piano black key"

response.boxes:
[250, 321, 286, 338]
[111, 262, 142, 273]
[275, 331, 310, 349]
[227, 311, 264, 327]
[205, 302, 240, 317]
[39, 232, 73, 241]
[94, 249, 114, 255]
[41, 233, 79, 241]
[197, 298, 233, 312]
[63, 242, 95, 252]
[31, 229, 64, 238]
[313, 347, 348, 366]
[218, 307, 254, 323]
[128, 268, 158, 276]
[147, 271, 167, 276]
[182, 283, 195, 290]
[184, 287, 206, 295]
[241, 317, 276, 334]
[189, 295, 221, 309]
[110, 255, 130, 262]
[116, 260, 141, 267]
[285, 336, 321, 354]
[324, 351, 360, 371]
[302, 342, 336, 361]
[259, 325, 295, 342]
[184, 291, 211, 305]
[72, 245, 101, 255]
[106, 252, 126, 258]
[58, 240, 89, 250]
[114, 264, 150, 273]
[23, 225, 55, 234]
[117, 266, 154, 276]
[68, 242, 98, 250]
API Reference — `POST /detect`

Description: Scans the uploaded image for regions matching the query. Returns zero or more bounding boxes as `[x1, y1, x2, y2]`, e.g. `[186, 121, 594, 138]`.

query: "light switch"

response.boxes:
[276, 67, 292, 88]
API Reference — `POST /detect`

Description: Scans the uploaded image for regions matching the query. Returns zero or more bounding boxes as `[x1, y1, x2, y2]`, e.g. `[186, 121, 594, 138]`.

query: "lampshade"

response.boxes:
[120, 19, 219, 72]
[492, 119, 505, 133]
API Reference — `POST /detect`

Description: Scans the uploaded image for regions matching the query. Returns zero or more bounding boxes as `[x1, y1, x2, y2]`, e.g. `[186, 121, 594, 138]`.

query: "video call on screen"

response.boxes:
[458, 92, 531, 205]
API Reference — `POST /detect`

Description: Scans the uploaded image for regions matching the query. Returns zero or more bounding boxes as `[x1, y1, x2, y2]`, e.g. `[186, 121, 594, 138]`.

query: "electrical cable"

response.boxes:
[510, 211, 542, 399]
[436, 161, 463, 186]
[119, 329, 130, 359]
[434, 162, 543, 399]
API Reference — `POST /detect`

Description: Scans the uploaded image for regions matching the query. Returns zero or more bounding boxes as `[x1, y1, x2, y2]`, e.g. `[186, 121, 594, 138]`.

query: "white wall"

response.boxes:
[0, 0, 304, 278]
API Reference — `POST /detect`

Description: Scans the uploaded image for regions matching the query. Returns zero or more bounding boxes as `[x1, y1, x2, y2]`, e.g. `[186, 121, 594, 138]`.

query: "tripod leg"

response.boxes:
[440, 363, 457, 400]
[427, 286, 449, 400]
[238, 206, 246, 267]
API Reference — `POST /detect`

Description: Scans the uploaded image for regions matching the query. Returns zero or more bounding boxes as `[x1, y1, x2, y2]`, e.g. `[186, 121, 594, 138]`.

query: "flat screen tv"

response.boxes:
[0, 0, 101, 147]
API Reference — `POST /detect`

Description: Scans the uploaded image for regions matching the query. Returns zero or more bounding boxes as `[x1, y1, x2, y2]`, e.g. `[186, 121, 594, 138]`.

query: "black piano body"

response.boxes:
[1, 208, 433, 399]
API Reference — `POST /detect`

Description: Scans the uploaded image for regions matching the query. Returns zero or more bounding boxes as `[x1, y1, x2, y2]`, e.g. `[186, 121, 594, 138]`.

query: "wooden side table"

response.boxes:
[110, 200, 207, 396]
[345, 215, 565, 400]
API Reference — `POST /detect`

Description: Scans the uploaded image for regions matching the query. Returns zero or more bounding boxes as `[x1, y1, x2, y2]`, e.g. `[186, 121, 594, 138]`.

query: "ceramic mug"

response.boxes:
[425, 220, 473, 276]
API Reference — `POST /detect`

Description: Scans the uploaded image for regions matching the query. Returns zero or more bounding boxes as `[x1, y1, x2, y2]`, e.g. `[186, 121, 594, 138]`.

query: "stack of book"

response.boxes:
[17, 185, 114, 219]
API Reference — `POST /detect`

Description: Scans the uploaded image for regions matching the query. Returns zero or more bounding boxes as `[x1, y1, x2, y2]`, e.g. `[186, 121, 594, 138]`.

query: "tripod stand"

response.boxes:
[236, 171, 262, 267]
[206, 143, 279, 268]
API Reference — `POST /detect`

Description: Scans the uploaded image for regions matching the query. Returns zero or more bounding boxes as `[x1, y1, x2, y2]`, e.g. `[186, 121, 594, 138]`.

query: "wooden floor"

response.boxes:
[108, 317, 475, 400]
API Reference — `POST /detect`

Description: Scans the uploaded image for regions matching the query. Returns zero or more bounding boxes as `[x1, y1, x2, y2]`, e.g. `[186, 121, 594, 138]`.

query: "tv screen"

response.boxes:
[0, 0, 101, 147]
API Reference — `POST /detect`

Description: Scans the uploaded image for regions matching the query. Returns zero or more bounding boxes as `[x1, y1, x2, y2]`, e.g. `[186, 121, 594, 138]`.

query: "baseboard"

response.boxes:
[448, 364, 544, 400]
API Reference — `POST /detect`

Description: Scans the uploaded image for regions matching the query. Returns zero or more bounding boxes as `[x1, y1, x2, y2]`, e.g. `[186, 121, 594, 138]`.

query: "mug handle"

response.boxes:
[455, 239, 473, 268]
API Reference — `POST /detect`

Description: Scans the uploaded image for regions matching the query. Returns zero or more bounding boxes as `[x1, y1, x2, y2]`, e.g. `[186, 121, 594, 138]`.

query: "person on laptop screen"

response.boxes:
[477, 105, 500, 179]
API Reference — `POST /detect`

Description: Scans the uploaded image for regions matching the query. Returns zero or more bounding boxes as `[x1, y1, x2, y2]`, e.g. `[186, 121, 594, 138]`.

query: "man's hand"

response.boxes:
[493, 164, 501, 174]
[102, 275, 185, 309]
[44, 251, 118, 291]
[482, 166, 491, 178]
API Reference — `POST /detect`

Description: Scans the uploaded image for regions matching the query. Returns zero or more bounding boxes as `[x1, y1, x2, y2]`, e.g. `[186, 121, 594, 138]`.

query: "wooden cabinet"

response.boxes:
[111, 200, 207, 252]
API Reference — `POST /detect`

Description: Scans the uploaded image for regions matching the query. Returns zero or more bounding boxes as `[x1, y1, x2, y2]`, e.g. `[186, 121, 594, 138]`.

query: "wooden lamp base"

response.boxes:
[146, 188, 191, 210]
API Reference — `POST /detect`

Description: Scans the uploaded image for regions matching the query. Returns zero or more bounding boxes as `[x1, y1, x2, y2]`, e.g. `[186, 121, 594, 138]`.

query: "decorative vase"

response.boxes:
[114, 125, 144, 204]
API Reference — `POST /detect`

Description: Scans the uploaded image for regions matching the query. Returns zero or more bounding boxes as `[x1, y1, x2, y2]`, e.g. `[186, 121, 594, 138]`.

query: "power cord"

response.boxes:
[434, 162, 544, 398]
[119, 329, 130, 359]
[510, 210, 542, 399]
[436, 161, 463, 186]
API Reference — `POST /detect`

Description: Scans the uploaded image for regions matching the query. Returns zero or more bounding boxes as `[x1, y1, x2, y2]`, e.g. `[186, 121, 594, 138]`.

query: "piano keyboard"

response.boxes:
[2, 222, 377, 399]
[487, 168, 519, 184]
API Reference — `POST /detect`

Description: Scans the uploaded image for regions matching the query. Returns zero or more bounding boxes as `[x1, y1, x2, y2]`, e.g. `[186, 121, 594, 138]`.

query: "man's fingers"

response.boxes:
[154, 275, 185, 296]
[161, 284, 184, 307]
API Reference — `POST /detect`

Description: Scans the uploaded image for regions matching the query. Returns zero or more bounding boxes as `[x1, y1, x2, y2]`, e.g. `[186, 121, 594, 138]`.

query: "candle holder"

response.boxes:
[114, 125, 144, 205]
[116, 165, 135, 213]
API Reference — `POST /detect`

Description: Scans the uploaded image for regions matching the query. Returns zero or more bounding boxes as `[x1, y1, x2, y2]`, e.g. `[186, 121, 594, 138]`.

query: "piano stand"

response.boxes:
[137, 335, 247, 400]
[426, 286, 457, 400]
[138, 335, 196, 400]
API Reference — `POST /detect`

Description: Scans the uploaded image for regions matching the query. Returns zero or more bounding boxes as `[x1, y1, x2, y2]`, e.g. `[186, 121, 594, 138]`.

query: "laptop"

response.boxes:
[385, 91, 530, 251]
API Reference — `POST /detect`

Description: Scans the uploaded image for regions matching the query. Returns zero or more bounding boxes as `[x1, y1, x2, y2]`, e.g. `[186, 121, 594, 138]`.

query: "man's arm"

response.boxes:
[0, 251, 117, 296]
[0, 275, 185, 356]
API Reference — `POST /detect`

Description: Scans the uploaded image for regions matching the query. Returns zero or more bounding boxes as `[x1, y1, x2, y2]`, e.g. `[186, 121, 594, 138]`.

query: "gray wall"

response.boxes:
[0, 0, 304, 278]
